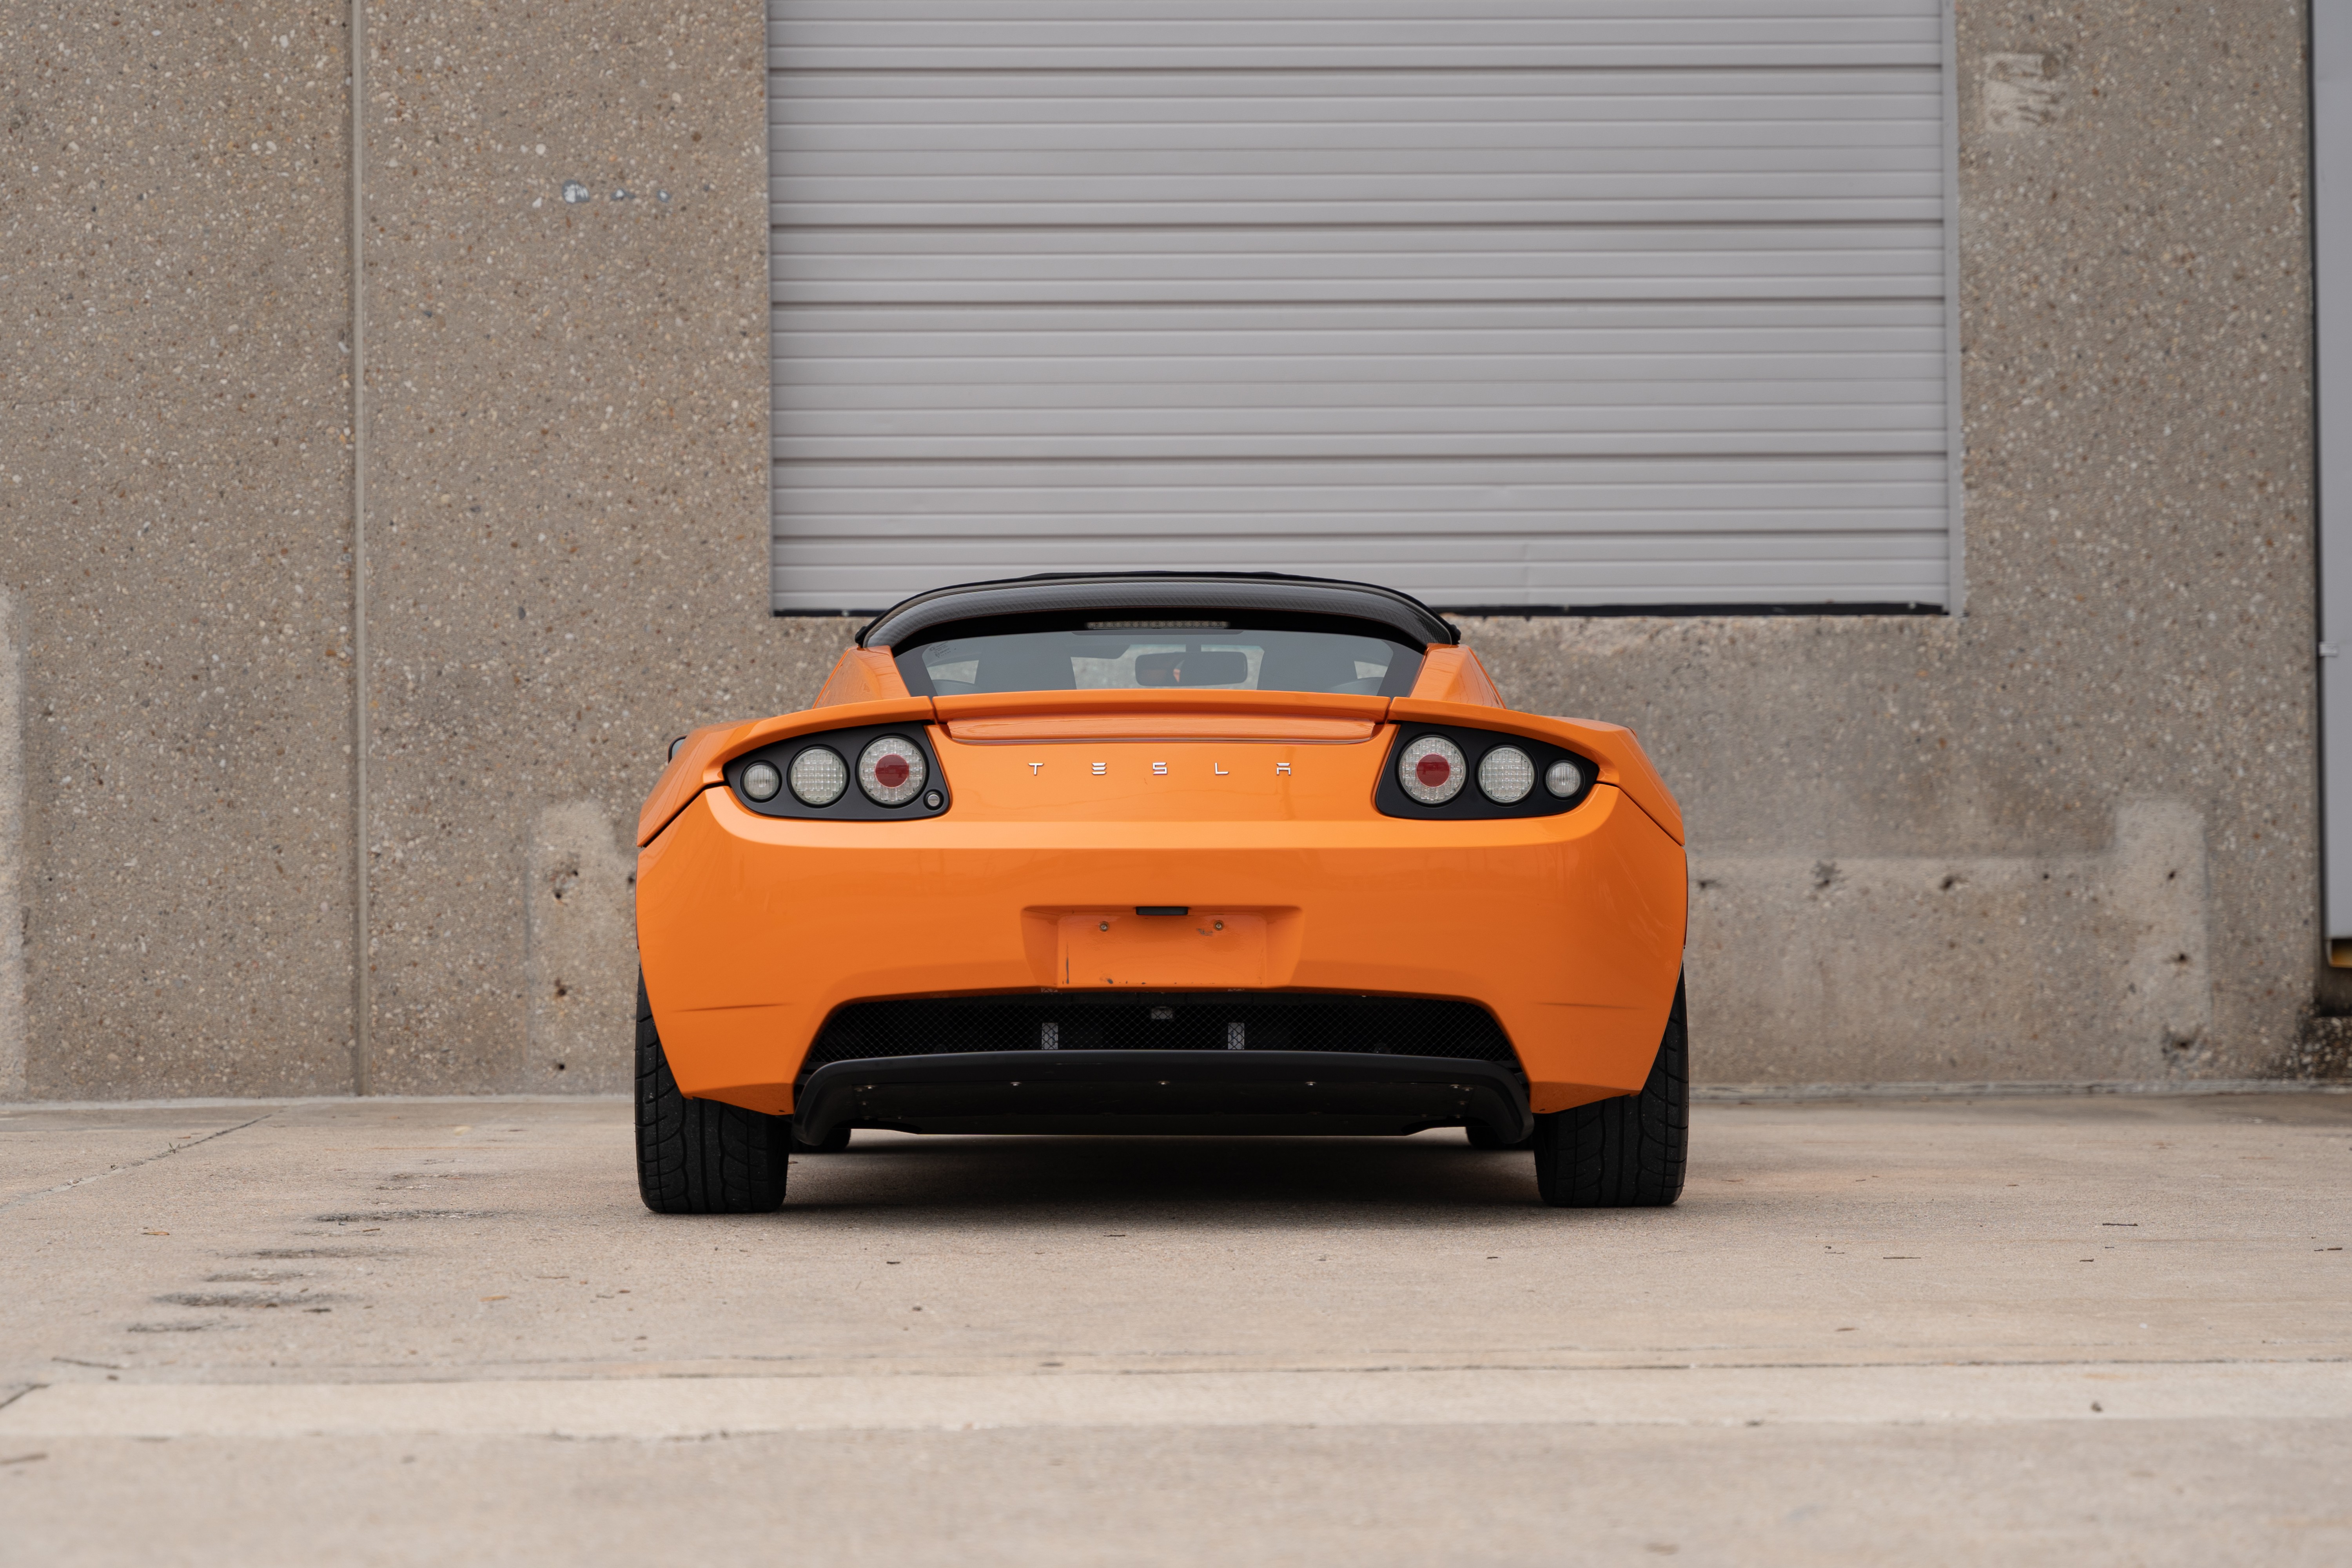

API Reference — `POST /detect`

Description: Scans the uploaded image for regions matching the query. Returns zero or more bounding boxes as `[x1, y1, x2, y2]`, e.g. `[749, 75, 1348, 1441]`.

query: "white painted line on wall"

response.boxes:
[5, 1360, 2347, 1441]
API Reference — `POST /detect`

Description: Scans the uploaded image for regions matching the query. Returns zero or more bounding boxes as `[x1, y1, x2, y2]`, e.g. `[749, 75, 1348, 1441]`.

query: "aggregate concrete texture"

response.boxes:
[1, 1094, 2348, 1564]
[352, 2, 843, 1093]
[1, 6, 363, 1097]
[0, 0, 2332, 1099]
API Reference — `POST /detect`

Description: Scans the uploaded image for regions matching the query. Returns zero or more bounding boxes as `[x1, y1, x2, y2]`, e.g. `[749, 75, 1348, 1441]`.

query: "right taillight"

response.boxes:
[1378, 727, 1595, 820]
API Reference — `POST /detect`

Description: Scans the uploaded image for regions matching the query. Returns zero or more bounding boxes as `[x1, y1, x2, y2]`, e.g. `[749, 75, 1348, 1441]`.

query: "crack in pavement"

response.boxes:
[0, 1112, 278, 1216]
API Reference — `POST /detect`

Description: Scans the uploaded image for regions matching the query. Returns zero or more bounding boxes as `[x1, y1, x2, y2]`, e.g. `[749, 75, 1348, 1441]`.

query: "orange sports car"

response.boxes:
[633, 573, 1688, 1211]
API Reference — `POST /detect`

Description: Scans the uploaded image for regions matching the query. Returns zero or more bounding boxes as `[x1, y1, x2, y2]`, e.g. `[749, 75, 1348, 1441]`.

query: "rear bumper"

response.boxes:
[792, 1051, 1532, 1142]
[637, 779, 1686, 1118]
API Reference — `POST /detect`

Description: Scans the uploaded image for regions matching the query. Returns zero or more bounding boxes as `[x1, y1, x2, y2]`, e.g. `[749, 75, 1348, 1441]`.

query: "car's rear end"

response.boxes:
[633, 574, 1689, 1210]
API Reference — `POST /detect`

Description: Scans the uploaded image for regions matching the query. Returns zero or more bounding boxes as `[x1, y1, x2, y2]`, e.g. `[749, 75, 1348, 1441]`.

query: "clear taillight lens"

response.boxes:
[1397, 735, 1466, 805]
[858, 735, 927, 806]
[740, 761, 782, 802]
[1545, 759, 1584, 798]
[1477, 745, 1535, 804]
[788, 746, 848, 806]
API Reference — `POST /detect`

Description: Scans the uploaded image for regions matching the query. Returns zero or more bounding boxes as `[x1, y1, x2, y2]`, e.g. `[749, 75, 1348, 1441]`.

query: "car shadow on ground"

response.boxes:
[774, 1132, 1548, 1216]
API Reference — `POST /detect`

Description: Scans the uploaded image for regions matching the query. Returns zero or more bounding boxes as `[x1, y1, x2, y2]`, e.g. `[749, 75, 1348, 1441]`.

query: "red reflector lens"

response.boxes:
[857, 734, 927, 805]
[1397, 734, 1468, 805]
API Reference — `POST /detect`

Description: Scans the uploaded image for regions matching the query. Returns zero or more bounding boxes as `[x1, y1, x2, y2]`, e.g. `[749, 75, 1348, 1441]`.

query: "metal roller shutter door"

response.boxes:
[767, 1, 1957, 614]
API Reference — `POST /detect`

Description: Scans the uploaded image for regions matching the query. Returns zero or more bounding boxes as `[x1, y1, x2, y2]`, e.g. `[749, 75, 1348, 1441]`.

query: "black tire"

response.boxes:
[794, 1124, 852, 1154]
[635, 971, 791, 1214]
[1531, 974, 1688, 1207]
[1465, 1121, 1532, 1150]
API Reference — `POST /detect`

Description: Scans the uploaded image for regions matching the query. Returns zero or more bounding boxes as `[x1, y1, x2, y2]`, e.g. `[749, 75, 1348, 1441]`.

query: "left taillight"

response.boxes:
[724, 726, 949, 821]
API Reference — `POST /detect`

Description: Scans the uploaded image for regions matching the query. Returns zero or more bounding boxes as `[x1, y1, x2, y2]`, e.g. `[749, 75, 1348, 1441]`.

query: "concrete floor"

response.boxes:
[0, 1094, 2347, 1565]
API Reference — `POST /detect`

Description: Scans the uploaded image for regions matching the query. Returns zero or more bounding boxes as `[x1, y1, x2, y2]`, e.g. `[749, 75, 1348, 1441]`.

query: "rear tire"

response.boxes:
[635, 971, 791, 1214]
[1532, 974, 1688, 1207]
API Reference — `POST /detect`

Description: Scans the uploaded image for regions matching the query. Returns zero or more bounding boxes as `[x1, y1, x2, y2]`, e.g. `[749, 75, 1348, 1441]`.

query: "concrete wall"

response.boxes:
[0, 0, 2327, 1096]
[2, 4, 362, 1096]
[350, 0, 840, 1092]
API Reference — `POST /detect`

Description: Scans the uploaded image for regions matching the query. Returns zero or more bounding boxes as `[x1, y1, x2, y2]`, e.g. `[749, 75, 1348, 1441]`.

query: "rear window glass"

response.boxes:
[895, 623, 1424, 698]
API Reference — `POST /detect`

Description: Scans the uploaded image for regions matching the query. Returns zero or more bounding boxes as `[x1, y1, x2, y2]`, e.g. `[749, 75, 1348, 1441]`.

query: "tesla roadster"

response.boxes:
[633, 573, 1688, 1210]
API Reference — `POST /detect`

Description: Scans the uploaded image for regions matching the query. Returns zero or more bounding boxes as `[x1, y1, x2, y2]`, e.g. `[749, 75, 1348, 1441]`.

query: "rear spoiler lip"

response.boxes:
[930, 688, 1393, 724]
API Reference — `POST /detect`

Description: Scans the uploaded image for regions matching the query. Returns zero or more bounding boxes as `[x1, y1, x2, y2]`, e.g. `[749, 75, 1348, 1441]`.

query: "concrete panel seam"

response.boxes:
[349, 0, 372, 1096]
[0, 585, 20, 1100]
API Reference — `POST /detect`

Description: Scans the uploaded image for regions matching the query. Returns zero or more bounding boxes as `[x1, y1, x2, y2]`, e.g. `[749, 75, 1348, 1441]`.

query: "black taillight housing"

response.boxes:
[1374, 724, 1597, 820]
[724, 725, 951, 820]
